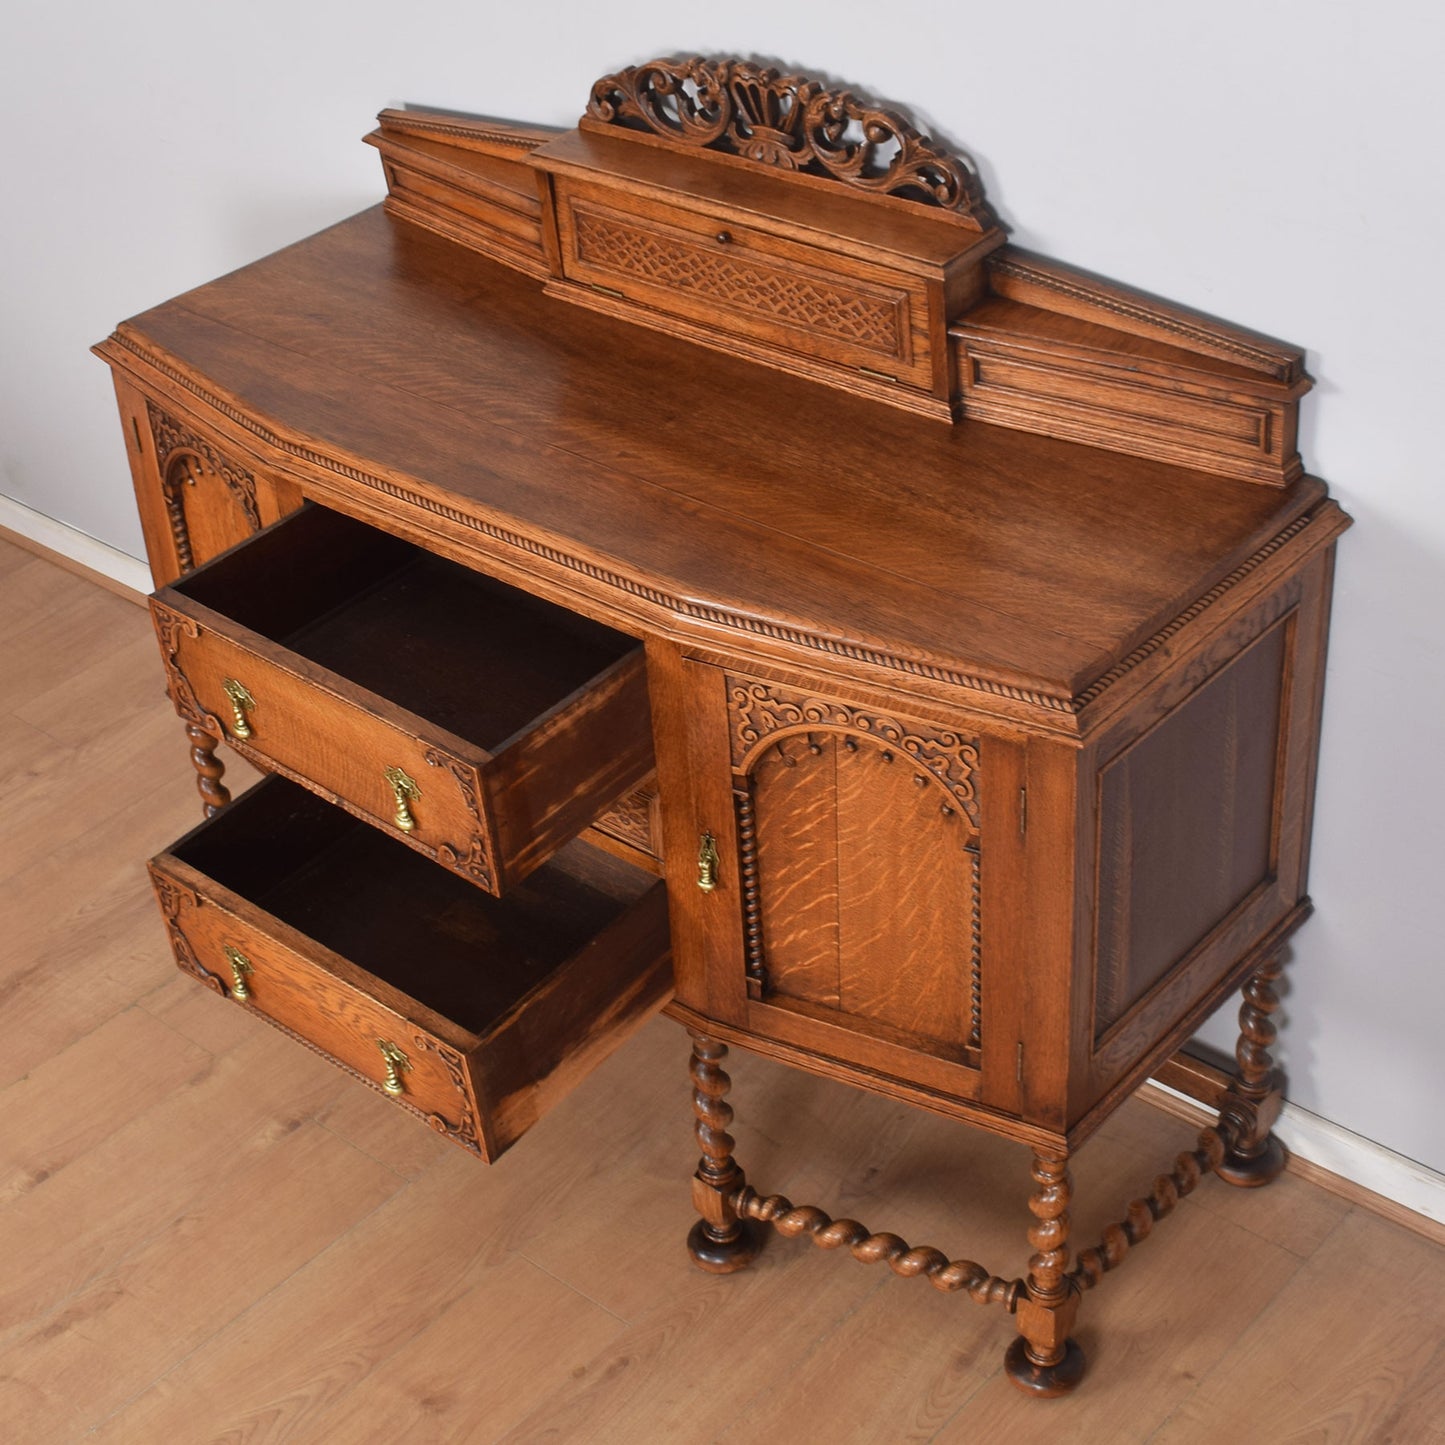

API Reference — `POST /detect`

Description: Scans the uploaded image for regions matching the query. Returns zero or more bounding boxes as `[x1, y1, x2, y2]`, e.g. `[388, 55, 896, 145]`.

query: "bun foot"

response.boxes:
[1004, 1336, 1086, 1397]
[1216, 1132, 1287, 1188]
[687, 1218, 764, 1274]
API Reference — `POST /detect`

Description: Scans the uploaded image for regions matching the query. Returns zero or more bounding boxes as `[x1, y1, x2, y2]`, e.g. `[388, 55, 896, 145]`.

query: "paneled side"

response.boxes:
[1093, 622, 1288, 1036]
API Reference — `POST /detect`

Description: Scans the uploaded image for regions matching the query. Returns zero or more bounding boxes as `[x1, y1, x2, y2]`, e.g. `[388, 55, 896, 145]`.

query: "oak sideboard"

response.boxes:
[95, 57, 1350, 1395]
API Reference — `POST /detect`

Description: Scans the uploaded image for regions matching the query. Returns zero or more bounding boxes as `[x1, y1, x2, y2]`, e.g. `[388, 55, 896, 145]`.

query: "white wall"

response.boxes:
[4, 2, 1441, 1173]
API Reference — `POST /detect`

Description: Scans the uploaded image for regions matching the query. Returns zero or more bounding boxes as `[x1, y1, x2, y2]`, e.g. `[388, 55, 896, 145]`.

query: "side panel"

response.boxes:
[1093, 620, 1287, 1034]
[1072, 556, 1336, 1129]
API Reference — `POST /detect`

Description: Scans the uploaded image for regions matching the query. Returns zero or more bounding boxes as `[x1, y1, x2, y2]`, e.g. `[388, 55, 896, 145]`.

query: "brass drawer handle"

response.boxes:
[377, 1039, 412, 1096]
[384, 766, 421, 833]
[222, 678, 256, 739]
[223, 945, 253, 1001]
[697, 831, 719, 893]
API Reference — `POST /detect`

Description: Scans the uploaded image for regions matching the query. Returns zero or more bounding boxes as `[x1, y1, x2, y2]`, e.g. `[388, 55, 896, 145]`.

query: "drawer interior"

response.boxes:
[172, 776, 659, 1034]
[173, 504, 638, 748]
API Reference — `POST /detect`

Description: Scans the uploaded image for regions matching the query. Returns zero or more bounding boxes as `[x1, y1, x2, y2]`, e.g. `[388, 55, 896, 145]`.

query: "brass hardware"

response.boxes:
[384, 766, 421, 833]
[222, 677, 255, 739]
[715, 230, 732, 245]
[377, 1039, 411, 1096]
[858, 366, 898, 383]
[590, 282, 624, 299]
[697, 831, 719, 893]
[223, 945, 253, 1001]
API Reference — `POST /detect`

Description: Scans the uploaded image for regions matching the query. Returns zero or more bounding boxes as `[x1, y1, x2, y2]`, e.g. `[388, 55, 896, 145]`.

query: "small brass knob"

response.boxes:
[377, 1039, 411, 1096]
[715, 230, 732, 245]
[697, 831, 719, 893]
[222, 678, 255, 740]
[223, 945, 253, 1001]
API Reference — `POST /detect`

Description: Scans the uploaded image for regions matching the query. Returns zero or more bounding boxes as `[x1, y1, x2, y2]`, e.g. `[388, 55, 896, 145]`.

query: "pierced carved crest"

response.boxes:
[586, 57, 991, 228]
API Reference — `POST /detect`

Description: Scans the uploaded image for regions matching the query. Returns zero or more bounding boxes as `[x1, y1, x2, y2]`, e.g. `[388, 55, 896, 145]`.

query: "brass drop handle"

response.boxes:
[222, 677, 256, 739]
[384, 766, 421, 833]
[223, 945, 253, 1001]
[377, 1038, 411, 1096]
[697, 831, 719, 893]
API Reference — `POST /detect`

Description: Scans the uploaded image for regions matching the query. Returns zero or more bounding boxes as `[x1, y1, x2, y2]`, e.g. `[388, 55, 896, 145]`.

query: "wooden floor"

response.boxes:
[1, 534, 1442, 1444]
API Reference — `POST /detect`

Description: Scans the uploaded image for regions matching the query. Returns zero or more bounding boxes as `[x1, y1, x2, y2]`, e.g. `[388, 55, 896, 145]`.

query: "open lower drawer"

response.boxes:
[149, 776, 672, 1161]
[150, 503, 653, 895]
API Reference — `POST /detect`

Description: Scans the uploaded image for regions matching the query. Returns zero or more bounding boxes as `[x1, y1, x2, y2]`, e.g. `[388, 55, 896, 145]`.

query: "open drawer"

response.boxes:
[150, 503, 653, 895]
[150, 776, 672, 1161]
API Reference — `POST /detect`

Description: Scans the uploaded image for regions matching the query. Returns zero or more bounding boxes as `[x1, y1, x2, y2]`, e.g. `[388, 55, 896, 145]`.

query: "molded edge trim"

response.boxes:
[93, 328, 1346, 732]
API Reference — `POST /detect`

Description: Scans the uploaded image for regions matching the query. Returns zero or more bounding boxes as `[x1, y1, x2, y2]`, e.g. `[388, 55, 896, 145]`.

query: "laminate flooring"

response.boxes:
[1, 535, 1441, 1443]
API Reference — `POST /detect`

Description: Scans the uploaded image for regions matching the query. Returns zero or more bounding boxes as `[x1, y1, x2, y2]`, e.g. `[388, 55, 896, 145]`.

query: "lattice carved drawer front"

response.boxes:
[150, 777, 672, 1162]
[555, 180, 935, 391]
[150, 504, 653, 897]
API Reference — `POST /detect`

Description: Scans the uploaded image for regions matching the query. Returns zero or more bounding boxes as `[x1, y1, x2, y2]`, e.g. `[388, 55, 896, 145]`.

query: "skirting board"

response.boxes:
[9, 491, 1441, 1242]
[1140, 1080, 1445, 1246]
[0, 494, 151, 599]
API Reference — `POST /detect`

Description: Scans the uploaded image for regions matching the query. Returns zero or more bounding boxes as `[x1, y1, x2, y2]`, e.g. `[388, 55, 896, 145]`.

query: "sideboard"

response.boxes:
[95, 56, 1350, 1395]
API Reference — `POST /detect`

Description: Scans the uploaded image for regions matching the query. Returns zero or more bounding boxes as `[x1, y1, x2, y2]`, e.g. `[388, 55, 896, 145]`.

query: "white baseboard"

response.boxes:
[0, 495, 151, 596]
[1150, 1080, 1445, 1231]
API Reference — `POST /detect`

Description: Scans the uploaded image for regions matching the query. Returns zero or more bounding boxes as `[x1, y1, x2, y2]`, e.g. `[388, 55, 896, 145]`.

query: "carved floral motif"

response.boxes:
[422, 746, 496, 889]
[150, 601, 210, 728]
[412, 1033, 484, 1155]
[151, 874, 226, 995]
[586, 57, 991, 227]
[593, 785, 657, 856]
[726, 677, 980, 829]
[147, 401, 262, 571]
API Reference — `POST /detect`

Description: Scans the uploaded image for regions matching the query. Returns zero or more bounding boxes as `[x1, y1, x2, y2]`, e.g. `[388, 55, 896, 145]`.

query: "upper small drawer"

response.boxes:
[553, 179, 936, 393]
[151, 504, 653, 896]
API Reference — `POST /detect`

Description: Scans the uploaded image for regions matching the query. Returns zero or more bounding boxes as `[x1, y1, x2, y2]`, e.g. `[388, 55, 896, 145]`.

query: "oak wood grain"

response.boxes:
[95, 207, 1342, 726]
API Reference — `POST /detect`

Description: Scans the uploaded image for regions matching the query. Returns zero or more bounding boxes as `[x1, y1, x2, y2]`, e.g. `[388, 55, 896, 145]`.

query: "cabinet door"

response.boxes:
[679, 663, 985, 1092]
[109, 375, 302, 586]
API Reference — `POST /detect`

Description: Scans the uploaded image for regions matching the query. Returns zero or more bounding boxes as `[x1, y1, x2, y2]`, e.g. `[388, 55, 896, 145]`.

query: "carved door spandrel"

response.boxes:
[726, 676, 981, 1064]
[147, 402, 264, 575]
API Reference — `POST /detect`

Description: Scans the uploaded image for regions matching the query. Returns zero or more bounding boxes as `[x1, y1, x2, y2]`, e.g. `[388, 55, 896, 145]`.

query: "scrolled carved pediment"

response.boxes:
[586, 56, 992, 228]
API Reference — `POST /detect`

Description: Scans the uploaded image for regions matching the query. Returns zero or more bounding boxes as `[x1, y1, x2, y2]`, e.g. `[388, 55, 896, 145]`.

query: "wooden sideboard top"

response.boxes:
[102, 205, 1345, 731]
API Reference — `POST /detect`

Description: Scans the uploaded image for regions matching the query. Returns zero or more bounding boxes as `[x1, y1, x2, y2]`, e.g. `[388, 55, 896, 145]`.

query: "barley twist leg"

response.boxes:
[1216, 952, 1287, 1187]
[1005, 1149, 1085, 1396]
[686, 1033, 763, 1273]
[186, 722, 231, 816]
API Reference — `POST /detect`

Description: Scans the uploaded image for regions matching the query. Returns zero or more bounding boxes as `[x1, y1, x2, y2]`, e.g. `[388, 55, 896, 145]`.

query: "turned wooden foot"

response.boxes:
[1004, 1335, 1086, 1397]
[1005, 1149, 1085, 1397]
[686, 1033, 764, 1274]
[186, 722, 232, 816]
[1216, 953, 1288, 1188]
[686, 1216, 764, 1273]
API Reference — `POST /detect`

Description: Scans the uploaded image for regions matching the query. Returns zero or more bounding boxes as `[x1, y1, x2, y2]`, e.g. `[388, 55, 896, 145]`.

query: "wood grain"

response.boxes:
[95, 207, 1341, 726]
